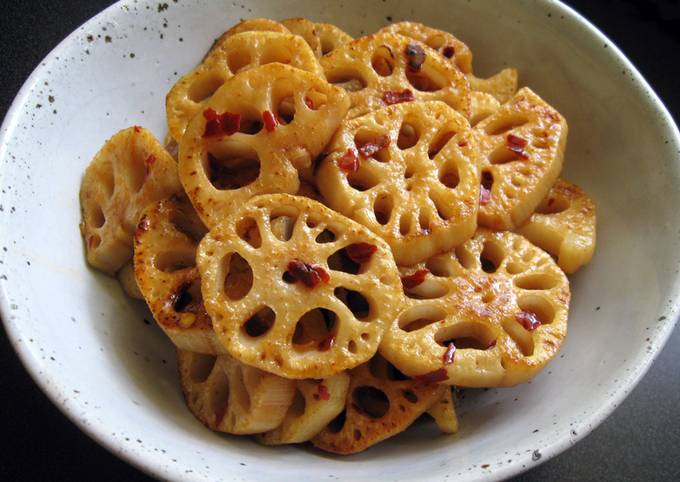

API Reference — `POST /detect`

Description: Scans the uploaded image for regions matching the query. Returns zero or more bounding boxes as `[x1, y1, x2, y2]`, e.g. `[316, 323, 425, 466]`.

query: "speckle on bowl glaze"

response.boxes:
[1, 1, 679, 481]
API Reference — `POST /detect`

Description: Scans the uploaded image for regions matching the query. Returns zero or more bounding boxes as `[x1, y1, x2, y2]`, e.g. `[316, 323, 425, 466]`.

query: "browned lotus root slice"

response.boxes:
[380, 230, 570, 388]
[117, 262, 143, 299]
[321, 33, 471, 119]
[178, 63, 350, 229]
[317, 101, 479, 266]
[378, 21, 473, 74]
[312, 356, 445, 454]
[196, 194, 404, 379]
[474, 87, 568, 231]
[166, 31, 322, 143]
[177, 350, 295, 434]
[426, 387, 458, 434]
[468, 67, 518, 104]
[282, 18, 353, 57]
[516, 179, 596, 274]
[134, 196, 228, 354]
[80, 126, 182, 275]
[257, 372, 350, 445]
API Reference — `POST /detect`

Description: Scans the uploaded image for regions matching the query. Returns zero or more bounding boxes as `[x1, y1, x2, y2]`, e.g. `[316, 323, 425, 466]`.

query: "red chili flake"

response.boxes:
[133, 126, 141, 133]
[144, 153, 157, 175]
[442, 45, 456, 58]
[345, 243, 377, 264]
[202, 108, 241, 138]
[304, 97, 314, 109]
[405, 42, 426, 70]
[357, 135, 390, 159]
[443, 342, 456, 365]
[413, 368, 448, 383]
[506, 134, 529, 160]
[337, 149, 360, 173]
[480, 185, 491, 205]
[286, 260, 330, 288]
[487, 339, 497, 349]
[314, 383, 331, 401]
[262, 110, 277, 132]
[382, 89, 415, 105]
[215, 402, 228, 427]
[136, 214, 150, 236]
[318, 334, 336, 352]
[401, 269, 429, 289]
[516, 311, 541, 331]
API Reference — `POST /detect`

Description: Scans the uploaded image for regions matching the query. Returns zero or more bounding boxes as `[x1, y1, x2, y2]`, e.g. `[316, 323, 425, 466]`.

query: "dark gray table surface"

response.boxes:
[1, 1, 679, 480]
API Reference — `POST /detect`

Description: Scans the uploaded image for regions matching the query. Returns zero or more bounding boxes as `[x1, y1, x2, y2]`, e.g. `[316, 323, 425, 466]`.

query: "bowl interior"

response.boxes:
[1, 1, 679, 481]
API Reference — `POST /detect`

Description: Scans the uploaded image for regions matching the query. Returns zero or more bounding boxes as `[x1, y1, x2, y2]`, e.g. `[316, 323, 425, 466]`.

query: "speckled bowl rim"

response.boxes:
[1, 0, 679, 480]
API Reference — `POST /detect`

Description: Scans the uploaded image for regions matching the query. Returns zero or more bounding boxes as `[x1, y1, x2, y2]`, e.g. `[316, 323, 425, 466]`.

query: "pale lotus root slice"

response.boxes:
[317, 101, 479, 266]
[134, 196, 228, 354]
[166, 31, 322, 143]
[425, 387, 459, 434]
[281, 18, 353, 57]
[311, 356, 445, 454]
[320, 33, 471, 119]
[516, 179, 596, 274]
[177, 350, 295, 434]
[378, 21, 473, 74]
[468, 67, 519, 104]
[178, 63, 350, 229]
[116, 262, 143, 299]
[196, 194, 404, 379]
[80, 126, 182, 275]
[379, 229, 570, 388]
[257, 372, 350, 445]
[474, 87, 568, 231]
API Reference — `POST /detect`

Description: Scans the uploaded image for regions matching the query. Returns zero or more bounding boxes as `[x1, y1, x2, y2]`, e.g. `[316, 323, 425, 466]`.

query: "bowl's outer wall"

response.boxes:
[0, 1, 679, 481]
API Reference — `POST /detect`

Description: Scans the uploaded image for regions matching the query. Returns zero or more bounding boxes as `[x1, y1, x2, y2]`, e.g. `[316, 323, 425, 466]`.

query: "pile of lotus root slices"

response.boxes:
[79, 17, 596, 454]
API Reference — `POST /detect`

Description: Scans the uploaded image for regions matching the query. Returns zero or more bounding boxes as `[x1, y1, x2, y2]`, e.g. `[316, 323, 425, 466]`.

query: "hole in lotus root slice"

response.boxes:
[403, 276, 449, 300]
[428, 129, 457, 159]
[242, 306, 276, 338]
[518, 294, 555, 325]
[326, 69, 368, 92]
[81, 127, 182, 275]
[505, 261, 527, 275]
[154, 249, 196, 273]
[269, 213, 297, 242]
[327, 410, 347, 433]
[235, 217, 262, 249]
[292, 308, 337, 352]
[334, 288, 372, 321]
[398, 304, 447, 332]
[534, 192, 570, 215]
[189, 71, 229, 103]
[303, 88, 328, 111]
[348, 169, 381, 192]
[223, 253, 253, 300]
[327, 247, 361, 275]
[435, 322, 497, 351]
[354, 130, 391, 163]
[168, 204, 208, 243]
[371, 45, 396, 77]
[397, 121, 420, 150]
[190, 353, 218, 383]
[480, 239, 505, 273]
[475, 88, 568, 231]
[439, 162, 460, 189]
[261, 42, 293, 64]
[501, 316, 535, 357]
[320, 34, 470, 120]
[373, 194, 394, 225]
[316, 23, 353, 56]
[315, 228, 337, 244]
[514, 273, 560, 291]
[378, 21, 473, 74]
[206, 143, 261, 191]
[226, 49, 252, 73]
[352, 386, 390, 418]
[484, 112, 529, 136]
[272, 80, 297, 125]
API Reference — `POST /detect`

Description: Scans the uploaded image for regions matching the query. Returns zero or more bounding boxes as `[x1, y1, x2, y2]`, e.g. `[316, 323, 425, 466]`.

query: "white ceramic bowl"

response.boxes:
[1, 1, 679, 480]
